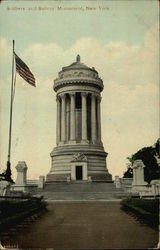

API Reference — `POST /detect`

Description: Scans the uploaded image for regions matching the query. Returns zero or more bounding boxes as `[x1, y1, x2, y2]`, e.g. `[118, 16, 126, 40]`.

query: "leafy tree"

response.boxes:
[123, 164, 133, 178]
[0, 161, 14, 183]
[154, 138, 160, 155]
[123, 139, 160, 183]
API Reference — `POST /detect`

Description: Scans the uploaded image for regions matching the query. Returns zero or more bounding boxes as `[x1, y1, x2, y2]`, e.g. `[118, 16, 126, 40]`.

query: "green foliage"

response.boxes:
[121, 198, 159, 215]
[0, 161, 14, 183]
[0, 198, 45, 219]
[154, 138, 160, 155]
[0, 198, 46, 232]
[123, 166, 133, 178]
[123, 139, 160, 183]
[121, 198, 159, 228]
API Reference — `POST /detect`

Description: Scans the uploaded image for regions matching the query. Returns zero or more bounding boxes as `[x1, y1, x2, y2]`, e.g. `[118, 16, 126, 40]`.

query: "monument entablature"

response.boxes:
[54, 78, 103, 92]
[47, 55, 112, 182]
[56, 85, 101, 95]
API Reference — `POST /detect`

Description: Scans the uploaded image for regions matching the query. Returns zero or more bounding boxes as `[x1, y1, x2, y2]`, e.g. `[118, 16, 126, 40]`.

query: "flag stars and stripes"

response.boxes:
[14, 53, 36, 87]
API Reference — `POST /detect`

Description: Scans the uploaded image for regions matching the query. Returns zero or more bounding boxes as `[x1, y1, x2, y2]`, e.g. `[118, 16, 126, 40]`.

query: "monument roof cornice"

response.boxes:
[53, 55, 104, 92]
[54, 77, 104, 92]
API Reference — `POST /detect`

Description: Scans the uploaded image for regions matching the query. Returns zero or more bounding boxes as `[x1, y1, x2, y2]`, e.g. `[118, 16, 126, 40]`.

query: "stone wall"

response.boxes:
[114, 176, 133, 192]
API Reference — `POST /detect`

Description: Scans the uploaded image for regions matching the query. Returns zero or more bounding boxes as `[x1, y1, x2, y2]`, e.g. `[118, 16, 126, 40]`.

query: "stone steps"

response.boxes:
[39, 191, 129, 200]
[44, 182, 117, 191]
[38, 182, 129, 200]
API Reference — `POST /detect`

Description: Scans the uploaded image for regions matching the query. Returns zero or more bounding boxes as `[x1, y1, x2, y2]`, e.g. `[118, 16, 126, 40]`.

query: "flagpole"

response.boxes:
[7, 40, 15, 170]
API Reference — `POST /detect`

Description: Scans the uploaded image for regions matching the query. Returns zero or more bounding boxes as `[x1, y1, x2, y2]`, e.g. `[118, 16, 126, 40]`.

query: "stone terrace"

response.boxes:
[39, 182, 129, 200]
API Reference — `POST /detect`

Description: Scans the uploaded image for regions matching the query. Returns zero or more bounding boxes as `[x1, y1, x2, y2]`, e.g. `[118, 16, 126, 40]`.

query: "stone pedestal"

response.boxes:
[13, 161, 28, 192]
[38, 176, 45, 189]
[114, 176, 121, 188]
[47, 144, 112, 182]
[132, 160, 147, 193]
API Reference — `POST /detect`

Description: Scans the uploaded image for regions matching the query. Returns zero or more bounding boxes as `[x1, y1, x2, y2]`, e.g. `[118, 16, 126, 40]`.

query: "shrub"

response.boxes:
[120, 197, 159, 228]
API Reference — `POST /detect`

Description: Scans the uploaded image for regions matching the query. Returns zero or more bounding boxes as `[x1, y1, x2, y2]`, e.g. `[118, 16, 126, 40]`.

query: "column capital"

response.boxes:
[59, 93, 66, 99]
[69, 92, 76, 97]
[56, 95, 61, 102]
[81, 92, 88, 97]
[91, 92, 98, 98]
[97, 95, 102, 102]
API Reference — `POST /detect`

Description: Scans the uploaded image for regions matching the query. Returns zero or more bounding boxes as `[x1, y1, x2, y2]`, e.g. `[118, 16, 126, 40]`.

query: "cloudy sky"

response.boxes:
[0, 0, 159, 180]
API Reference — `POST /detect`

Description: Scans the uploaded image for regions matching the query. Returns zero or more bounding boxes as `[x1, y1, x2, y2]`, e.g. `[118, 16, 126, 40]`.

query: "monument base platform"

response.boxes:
[46, 173, 112, 183]
[47, 144, 112, 182]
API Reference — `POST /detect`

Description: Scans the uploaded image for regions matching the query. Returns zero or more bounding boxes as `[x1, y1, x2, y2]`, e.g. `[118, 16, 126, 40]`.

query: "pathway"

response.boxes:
[0, 201, 158, 249]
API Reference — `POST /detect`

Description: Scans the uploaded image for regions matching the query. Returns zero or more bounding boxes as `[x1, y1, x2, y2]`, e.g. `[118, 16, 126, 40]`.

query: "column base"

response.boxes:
[69, 140, 77, 145]
[81, 139, 89, 144]
[98, 141, 103, 146]
[58, 141, 65, 146]
[92, 140, 97, 144]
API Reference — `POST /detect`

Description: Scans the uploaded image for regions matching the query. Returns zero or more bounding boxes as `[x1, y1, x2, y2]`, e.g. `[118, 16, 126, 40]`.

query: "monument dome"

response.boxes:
[46, 55, 112, 182]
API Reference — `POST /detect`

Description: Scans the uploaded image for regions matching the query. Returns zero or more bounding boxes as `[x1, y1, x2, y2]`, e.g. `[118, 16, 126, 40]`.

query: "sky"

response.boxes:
[0, 0, 159, 180]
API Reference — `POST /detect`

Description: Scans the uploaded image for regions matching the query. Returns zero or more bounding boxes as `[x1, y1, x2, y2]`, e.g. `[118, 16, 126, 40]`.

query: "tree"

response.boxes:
[123, 139, 160, 183]
[123, 166, 133, 178]
[0, 161, 14, 183]
[154, 138, 160, 155]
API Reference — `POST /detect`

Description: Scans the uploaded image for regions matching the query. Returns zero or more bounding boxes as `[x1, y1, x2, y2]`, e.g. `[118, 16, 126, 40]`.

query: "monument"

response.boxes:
[47, 55, 112, 182]
[12, 161, 28, 192]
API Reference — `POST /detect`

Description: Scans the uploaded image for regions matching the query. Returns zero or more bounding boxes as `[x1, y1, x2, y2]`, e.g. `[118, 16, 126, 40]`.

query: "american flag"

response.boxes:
[14, 53, 36, 87]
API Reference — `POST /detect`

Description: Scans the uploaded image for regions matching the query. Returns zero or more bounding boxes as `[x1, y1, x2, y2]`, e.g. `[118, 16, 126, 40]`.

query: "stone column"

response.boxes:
[66, 97, 70, 142]
[38, 176, 45, 189]
[13, 161, 28, 192]
[60, 93, 66, 143]
[15, 161, 28, 185]
[81, 92, 88, 143]
[91, 93, 97, 143]
[69, 92, 76, 143]
[132, 160, 147, 186]
[131, 160, 147, 194]
[56, 95, 61, 145]
[97, 95, 102, 144]
[132, 160, 148, 194]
